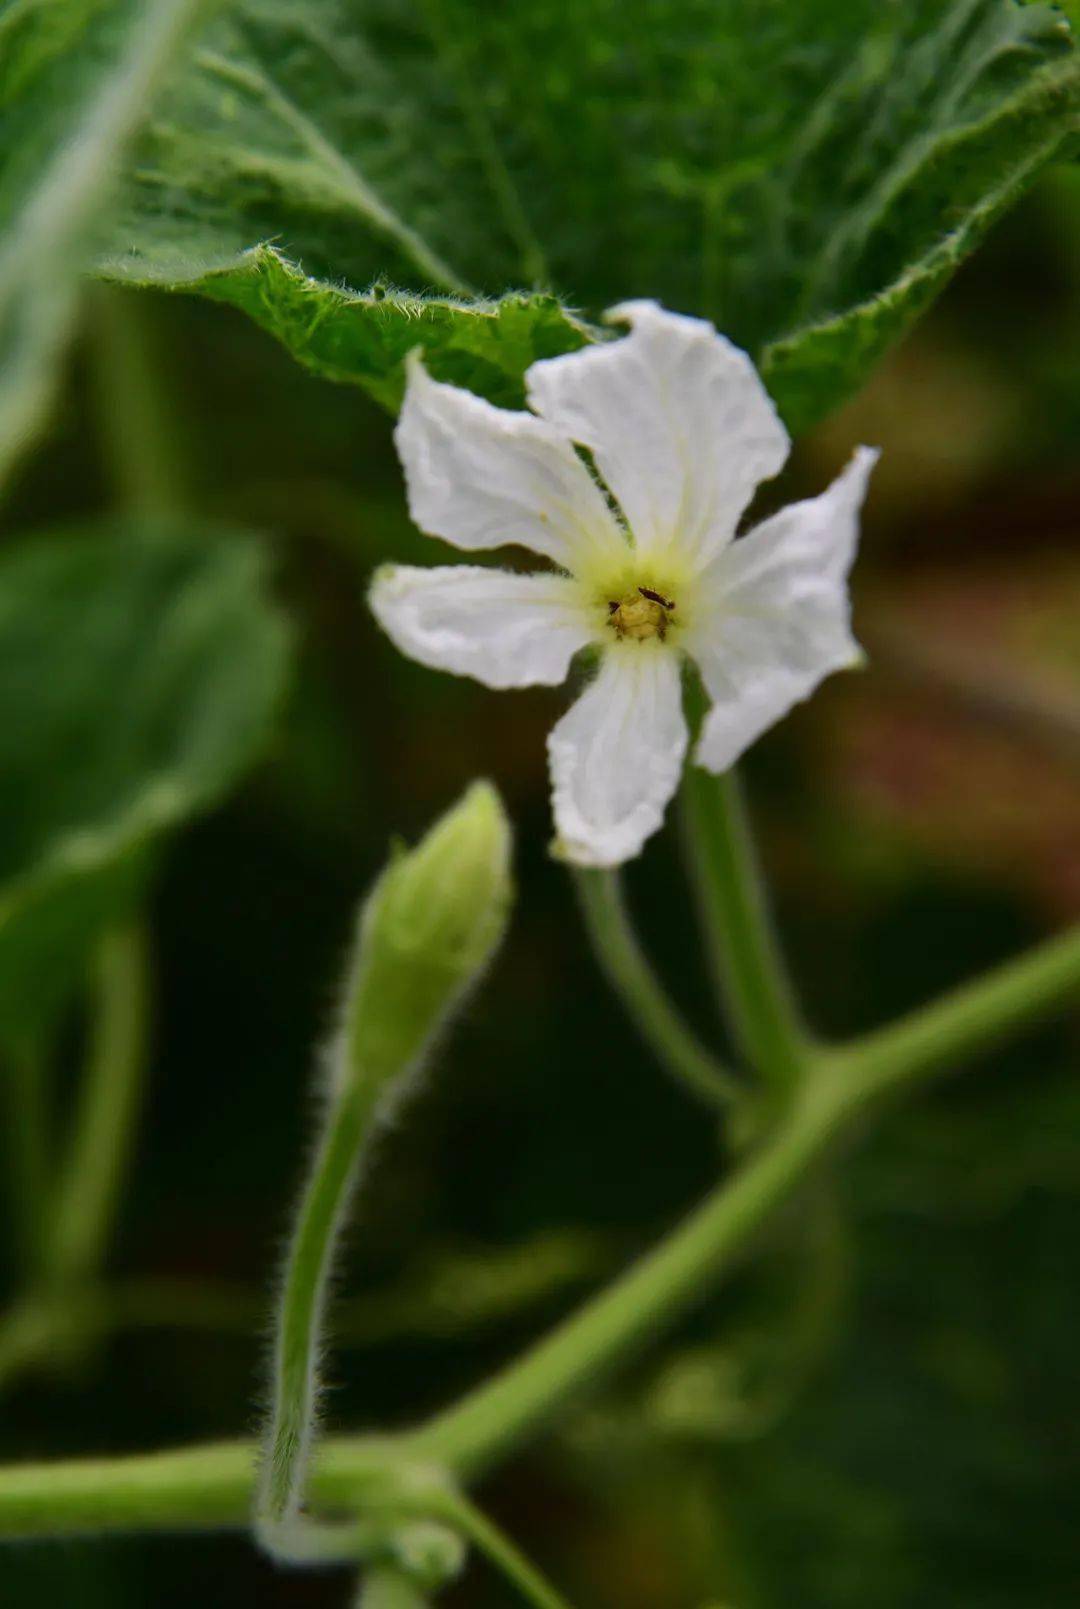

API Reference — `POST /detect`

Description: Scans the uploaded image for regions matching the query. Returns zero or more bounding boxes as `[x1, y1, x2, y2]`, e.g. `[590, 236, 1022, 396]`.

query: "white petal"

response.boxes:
[370, 564, 593, 689]
[526, 300, 789, 571]
[394, 351, 627, 572]
[548, 648, 687, 866]
[688, 447, 878, 773]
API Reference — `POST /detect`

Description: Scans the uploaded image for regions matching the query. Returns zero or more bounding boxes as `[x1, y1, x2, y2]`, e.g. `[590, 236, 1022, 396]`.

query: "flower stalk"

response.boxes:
[257, 783, 512, 1563]
[679, 762, 809, 1099]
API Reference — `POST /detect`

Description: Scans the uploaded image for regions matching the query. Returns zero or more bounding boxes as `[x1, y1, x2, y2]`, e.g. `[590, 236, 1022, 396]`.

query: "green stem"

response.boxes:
[827, 920, 1080, 1102]
[47, 923, 150, 1288]
[572, 867, 739, 1109]
[440, 1491, 577, 1609]
[0, 1438, 403, 1538]
[89, 284, 190, 517]
[0, 1232, 608, 1398]
[679, 765, 807, 1093]
[259, 783, 511, 1555]
[1, 1037, 50, 1275]
[408, 1075, 849, 1479]
[406, 922, 1080, 1478]
[0, 927, 1075, 1541]
[0, 1082, 851, 1540]
[259, 1074, 384, 1527]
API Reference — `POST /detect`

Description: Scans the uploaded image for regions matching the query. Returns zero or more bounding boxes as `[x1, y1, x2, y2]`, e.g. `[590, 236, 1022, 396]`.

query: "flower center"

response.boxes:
[607, 586, 676, 643]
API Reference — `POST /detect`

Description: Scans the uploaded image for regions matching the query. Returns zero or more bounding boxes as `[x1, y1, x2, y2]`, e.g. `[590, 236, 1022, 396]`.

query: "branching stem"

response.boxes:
[0, 889, 1076, 1539]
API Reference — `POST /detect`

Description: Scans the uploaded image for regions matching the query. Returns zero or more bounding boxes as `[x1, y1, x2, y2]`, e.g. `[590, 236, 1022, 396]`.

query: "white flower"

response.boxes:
[370, 301, 878, 867]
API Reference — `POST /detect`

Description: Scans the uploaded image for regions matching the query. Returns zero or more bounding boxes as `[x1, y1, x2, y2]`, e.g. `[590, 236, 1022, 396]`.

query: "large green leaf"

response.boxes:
[0, 0, 208, 492]
[0, 522, 290, 1047]
[92, 0, 1079, 425]
[161, 250, 593, 412]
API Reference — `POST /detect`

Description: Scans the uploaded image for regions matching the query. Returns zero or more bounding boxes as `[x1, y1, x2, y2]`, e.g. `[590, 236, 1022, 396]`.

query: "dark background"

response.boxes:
[2, 167, 1078, 1607]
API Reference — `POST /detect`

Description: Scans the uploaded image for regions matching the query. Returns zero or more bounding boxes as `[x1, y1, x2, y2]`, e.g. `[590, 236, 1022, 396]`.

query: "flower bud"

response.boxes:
[332, 781, 512, 1094]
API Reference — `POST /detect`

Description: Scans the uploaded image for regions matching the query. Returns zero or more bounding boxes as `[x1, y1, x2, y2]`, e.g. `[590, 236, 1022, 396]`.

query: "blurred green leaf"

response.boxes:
[0, 0, 208, 492]
[0, 521, 290, 1048]
[154, 249, 594, 413]
[93, 0, 1079, 425]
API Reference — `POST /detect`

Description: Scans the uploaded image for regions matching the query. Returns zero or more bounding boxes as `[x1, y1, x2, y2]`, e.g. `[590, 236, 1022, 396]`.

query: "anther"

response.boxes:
[638, 586, 676, 610]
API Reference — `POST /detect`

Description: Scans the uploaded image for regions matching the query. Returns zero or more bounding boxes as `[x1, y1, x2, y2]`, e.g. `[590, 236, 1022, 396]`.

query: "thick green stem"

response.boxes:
[47, 923, 150, 1289]
[408, 1074, 851, 1478]
[680, 765, 807, 1093]
[572, 867, 738, 1109]
[827, 920, 1080, 1102]
[0, 1080, 853, 1540]
[0, 1438, 402, 1538]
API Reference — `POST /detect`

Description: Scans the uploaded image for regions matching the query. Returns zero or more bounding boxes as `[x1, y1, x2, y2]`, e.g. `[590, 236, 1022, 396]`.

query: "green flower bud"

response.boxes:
[332, 781, 512, 1095]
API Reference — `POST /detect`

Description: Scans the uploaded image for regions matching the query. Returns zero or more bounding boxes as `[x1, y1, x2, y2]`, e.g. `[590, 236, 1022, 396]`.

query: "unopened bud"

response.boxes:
[333, 782, 512, 1094]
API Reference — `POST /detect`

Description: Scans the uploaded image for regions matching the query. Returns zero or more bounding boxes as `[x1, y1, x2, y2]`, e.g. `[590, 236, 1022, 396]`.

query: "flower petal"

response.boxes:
[548, 648, 687, 866]
[688, 447, 878, 773]
[394, 351, 627, 572]
[526, 300, 789, 571]
[370, 564, 594, 689]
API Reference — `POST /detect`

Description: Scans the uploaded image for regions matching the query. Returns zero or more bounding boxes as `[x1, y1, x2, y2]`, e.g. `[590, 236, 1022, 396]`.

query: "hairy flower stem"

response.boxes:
[572, 866, 739, 1109]
[258, 1076, 382, 1532]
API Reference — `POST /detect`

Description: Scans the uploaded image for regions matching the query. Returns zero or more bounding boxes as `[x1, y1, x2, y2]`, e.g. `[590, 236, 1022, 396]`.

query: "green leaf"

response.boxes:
[0, 521, 291, 1048]
[155, 249, 594, 411]
[0, 0, 208, 493]
[94, 0, 1079, 425]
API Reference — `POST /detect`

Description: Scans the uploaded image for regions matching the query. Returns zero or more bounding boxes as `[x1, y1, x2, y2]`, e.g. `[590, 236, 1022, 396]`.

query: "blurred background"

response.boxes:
[0, 163, 1077, 1608]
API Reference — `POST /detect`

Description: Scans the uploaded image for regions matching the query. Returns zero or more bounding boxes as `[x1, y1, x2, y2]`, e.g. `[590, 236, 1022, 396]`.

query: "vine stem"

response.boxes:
[824, 919, 1080, 1100]
[407, 1072, 848, 1477]
[572, 867, 739, 1109]
[0, 931, 1075, 1536]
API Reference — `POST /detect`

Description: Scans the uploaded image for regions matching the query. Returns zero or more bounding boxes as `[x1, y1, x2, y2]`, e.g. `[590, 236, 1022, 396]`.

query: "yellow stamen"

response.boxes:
[607, 587, 675, 642]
